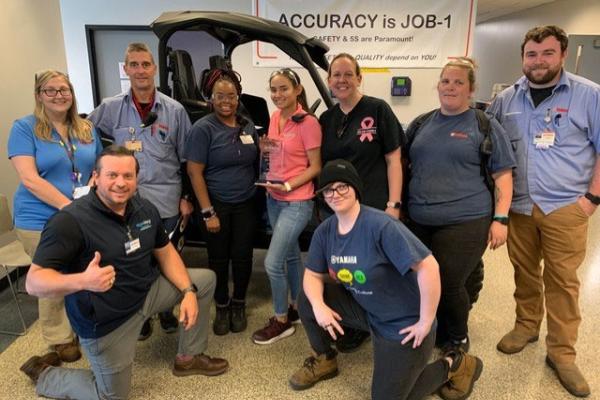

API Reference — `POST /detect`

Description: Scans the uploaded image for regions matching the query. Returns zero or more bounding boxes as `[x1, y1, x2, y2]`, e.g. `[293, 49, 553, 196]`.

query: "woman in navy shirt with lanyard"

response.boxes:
[185, 69, 258, 335]
[8, 69, 102, 363]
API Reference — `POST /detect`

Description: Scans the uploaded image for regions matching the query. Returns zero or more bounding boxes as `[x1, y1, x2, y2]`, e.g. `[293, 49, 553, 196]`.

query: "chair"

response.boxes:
[0, 194, 31, 335]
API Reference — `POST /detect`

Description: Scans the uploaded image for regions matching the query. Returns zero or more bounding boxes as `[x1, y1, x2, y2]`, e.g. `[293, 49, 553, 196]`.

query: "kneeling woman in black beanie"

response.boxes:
[289, 159, 483, 400]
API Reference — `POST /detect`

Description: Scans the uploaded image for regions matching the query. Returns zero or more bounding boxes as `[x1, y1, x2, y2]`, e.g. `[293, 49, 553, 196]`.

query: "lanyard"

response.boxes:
[58, 136, 81, 186]
[125, 224, 134, 241]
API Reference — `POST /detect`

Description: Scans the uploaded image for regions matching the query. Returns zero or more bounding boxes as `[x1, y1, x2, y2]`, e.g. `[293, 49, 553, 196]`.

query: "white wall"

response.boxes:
[473, 0, 600, 100]
[59, 0, 454, 125]
[0, 0, 68, 207]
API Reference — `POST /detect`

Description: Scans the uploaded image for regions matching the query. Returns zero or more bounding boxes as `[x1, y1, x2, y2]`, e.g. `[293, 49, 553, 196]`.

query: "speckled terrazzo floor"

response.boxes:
[1, 213, 598, 400]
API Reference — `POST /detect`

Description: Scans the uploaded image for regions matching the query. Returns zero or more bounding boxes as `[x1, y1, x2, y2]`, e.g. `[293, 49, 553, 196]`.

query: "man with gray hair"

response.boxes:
[89, 43, 193, 338]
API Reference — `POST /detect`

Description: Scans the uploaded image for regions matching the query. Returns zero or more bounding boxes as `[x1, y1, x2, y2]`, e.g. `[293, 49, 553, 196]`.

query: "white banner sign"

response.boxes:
[253, 0, 476, 68]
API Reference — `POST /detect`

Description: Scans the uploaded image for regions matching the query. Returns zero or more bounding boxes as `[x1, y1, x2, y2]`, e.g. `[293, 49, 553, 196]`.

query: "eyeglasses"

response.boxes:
[212, 93, 239, 102]
[40, 88, 72, 97]
[127, 61, 153, 70]
[322, 183, 350, 199]
[270, 68, 300, 85]
[336, 114, 349, 138]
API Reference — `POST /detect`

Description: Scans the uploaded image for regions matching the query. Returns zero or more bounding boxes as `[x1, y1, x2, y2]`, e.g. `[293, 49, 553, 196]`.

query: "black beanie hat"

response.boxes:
[317, 159, 363, 201]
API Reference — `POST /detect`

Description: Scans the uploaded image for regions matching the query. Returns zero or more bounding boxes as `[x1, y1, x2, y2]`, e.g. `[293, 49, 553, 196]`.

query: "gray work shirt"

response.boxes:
[89, 90, 192, 218]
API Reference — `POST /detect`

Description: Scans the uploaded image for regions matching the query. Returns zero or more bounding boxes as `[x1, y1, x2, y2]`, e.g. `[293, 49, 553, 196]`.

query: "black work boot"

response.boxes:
[213, 303, 230, 336]
[230, 299, 247, 333]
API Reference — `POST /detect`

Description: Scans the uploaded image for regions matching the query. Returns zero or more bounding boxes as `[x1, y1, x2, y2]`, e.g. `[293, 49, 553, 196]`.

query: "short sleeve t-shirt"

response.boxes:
[184, 113, 258, 203]
[267, 105, 322, 201]
[306, 206, 431, 340]
[7, 114, 103, 230]
[320, 96, 402, 210]
[408, 109, 515, 225]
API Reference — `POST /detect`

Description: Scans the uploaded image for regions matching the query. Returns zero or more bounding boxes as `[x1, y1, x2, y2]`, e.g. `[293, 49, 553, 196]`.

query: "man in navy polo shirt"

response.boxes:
[20, 145, 228, 400]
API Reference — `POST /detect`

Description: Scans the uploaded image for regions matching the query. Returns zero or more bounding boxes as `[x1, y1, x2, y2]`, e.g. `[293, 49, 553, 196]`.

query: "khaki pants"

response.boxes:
[16, 228, 74, 347]
[507, 203, 588, 364]
[36, 269, 216, 400]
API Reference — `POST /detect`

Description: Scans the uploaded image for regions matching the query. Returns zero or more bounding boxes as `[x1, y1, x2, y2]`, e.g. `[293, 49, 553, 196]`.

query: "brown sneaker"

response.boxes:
[546, 356, 590, 397]
[54, 340, 82, 362]
[251, 317, 295, 345]
[172, 353, 229, 377]
[289, 353, 339, 391]
[439, 350, 483, 400]
[496, 329, 538, 354]
[20, 354, 59, 383]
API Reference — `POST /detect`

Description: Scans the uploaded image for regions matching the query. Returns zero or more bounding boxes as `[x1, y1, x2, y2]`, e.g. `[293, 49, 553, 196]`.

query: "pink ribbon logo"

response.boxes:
[359, 117, 376, 142]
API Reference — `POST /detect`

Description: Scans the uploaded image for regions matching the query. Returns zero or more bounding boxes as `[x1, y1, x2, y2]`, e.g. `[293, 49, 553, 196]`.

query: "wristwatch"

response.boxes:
[201, 206, 216, 220]
[584, 192, 600, 205]
[386, 201, 402, 209]
[492, 215, 509, 225]
[181, 284, 198, 296]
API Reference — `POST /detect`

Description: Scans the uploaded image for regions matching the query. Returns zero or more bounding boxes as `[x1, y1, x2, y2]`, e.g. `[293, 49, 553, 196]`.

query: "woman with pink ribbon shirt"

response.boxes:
[320, 53, 403, 219]
[251, 68, 322, 345]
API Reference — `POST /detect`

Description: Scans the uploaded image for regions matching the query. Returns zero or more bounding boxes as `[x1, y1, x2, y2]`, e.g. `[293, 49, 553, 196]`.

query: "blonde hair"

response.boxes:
[440, 57, 477, 92]
[33, 70, 93, 142]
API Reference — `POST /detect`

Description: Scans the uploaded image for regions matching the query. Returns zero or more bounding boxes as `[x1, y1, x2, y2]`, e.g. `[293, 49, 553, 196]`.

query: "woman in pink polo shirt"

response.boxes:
[252, 68, 322, 345]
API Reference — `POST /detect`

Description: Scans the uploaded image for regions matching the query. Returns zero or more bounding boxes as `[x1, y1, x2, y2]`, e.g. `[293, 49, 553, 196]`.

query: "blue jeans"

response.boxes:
[265, 196, 313, 316]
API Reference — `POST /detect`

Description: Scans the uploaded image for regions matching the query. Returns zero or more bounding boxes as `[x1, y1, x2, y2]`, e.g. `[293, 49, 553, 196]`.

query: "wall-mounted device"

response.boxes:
[391, 76, 411, 96]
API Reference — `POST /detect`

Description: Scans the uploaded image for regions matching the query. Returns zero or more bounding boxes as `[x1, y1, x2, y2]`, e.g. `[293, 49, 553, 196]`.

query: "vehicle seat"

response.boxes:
[168, 49, 211, 123]
[239, 94, 270, 135]
[198, 56, 270, 135]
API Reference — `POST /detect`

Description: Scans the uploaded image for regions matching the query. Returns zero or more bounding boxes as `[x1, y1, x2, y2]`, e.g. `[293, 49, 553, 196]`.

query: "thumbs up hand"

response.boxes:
[83, 251, 116, 292]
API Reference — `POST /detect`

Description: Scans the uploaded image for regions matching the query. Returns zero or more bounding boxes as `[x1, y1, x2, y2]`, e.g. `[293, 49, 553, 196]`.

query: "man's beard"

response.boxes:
[524, 64, 561, 86]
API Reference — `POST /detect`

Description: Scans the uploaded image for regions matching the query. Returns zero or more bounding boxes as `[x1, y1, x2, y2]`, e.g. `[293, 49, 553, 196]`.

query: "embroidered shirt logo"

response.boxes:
[136, 219, 152, 231]
[450, 131, 468, 139]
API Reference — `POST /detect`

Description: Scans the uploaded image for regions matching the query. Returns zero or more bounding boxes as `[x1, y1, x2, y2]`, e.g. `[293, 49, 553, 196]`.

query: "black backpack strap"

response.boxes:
[473, 108, 494, 194]
[404, 109, 437, 152]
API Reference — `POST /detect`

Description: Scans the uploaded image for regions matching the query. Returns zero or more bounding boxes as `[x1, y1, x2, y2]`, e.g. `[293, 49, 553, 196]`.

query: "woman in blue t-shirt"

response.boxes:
[185, 69, 258, 336]
[289, 159, 483, 400]
[405, 58, 515, 358]
[8, 69, 102, 362]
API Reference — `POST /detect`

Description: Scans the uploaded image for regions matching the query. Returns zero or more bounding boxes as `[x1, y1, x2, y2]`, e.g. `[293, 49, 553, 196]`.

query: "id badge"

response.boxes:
[240, 134, 254, 144]
[125, 140, 143, 152]
[124, 238, 141, 255]
[73, 185, 91, 199]
[533, 130, 555, 149]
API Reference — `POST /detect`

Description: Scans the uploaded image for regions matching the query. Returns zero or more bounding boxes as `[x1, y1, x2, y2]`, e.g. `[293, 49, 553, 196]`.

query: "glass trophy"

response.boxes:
[257, 137, 284, 184]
